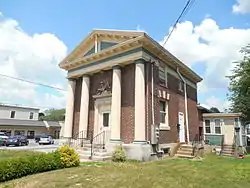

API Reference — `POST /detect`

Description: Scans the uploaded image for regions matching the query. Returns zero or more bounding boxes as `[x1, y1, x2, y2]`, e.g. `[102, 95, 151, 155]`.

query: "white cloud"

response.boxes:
[202, 96, 231, 112]
[0, 14, 67, 109]
[0, 12, 2, 17]
[161, 18, 250, 94]
[233, 0, 250, 14]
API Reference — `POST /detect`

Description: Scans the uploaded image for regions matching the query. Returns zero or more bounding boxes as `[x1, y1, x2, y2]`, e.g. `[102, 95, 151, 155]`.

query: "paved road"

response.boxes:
[0, 140, 61, 153]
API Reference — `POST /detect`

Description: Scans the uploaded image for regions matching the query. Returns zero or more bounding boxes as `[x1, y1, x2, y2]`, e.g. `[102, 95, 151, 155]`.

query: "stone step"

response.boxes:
[79, 154, 112, 161]
[222, 149, 234, 153]
[180, 144, 193, 148]
[176, 154, 194, 159]
[179, 148, 193, 152]
[221, 153, 235, 157]
[80, 147, 107, 152]
[177, 150, 193, 156]
[77, 150, 110, 157]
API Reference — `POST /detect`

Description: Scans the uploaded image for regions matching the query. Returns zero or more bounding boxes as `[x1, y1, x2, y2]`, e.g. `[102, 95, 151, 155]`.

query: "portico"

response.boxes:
[64, 58, 147, 145]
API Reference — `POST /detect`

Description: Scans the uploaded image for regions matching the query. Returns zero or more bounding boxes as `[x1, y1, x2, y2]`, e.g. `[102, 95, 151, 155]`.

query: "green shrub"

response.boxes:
[0, 152, 61, 182]
[57, 145, 80, 168]
[112, 145, 126, 162]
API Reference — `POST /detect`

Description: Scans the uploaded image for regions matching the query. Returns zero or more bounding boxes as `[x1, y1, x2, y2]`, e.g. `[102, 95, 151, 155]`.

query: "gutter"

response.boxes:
[177, 67, 190, 143]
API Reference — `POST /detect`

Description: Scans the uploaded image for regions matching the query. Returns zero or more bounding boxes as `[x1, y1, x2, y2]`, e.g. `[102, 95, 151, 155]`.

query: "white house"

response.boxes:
[0, 104, 61, 138]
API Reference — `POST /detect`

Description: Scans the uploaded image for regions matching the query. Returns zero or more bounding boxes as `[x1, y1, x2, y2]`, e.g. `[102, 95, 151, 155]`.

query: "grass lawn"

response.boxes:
[1, 154, 250, 188]
[0, 150, 39, 159]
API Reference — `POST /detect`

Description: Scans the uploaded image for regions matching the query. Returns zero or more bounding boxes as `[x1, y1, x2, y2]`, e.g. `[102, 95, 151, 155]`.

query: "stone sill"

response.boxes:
[159, 124, 170, 131]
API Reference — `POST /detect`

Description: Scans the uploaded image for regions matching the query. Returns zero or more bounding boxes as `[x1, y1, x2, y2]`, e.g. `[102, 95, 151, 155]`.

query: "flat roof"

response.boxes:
[0, 119, 61, 127]
[0, 103, 40, 111]
[202, 113, 242, 118]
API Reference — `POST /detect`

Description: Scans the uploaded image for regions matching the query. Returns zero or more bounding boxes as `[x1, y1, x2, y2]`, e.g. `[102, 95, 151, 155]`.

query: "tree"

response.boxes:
[228, 44, 250, 122]
[39, 108, 65, 121]
[210, 107, 220, 113]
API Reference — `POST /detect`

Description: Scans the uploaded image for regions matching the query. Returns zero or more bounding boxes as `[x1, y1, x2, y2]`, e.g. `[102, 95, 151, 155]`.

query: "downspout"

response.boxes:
[177, 67, 190, 143]
[151, 61, 155, 125]
[146, 62, 149, 142]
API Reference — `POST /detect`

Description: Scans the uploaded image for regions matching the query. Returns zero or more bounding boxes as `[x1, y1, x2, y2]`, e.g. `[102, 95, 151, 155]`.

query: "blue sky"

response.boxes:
[0, 0, 250, 110]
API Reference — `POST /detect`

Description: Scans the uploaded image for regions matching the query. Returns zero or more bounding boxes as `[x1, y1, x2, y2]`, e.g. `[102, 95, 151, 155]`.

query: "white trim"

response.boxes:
[68, 50, 143, 77]
[159, 123, 170, 131]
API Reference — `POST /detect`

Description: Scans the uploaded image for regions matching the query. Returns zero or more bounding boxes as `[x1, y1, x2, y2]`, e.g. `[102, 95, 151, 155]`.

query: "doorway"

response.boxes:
[178, 112, 185, 143]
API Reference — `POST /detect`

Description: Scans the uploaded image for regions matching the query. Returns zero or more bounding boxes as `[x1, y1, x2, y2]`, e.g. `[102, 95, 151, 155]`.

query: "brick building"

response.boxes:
[59, 29, 202, 160]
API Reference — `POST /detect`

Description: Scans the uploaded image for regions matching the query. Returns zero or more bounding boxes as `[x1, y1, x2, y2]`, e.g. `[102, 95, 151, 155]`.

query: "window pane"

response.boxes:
[205, 120, 210, 126]
[215, 119, 220, 126]
[160, 101, 165, 112]
[205, 127, 211, 133]
[10, 111, 15, 118]
[215, 127, 221, 134]
[160, 112, 166, 123]
[29, 112, 34, 120]
[103, 113, 109, 127]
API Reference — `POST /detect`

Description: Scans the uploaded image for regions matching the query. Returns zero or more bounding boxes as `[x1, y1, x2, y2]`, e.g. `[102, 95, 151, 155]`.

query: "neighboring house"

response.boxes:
[59, 29, 203, 160]
[202, 113, 244, 147]
[0, 104, 61, 138]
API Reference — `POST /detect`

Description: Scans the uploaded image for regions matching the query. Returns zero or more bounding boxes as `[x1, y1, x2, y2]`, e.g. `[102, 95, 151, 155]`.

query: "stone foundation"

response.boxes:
[107, 142, 157, 161]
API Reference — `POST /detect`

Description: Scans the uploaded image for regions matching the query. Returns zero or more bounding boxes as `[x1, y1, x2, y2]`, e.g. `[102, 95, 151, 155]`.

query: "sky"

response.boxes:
[0, 0, 250, 111]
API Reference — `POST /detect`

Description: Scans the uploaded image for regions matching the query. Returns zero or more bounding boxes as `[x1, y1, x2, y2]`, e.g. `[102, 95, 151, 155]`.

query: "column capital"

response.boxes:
[68, 78, 76, 82]
[82, 74, 90, 78]
[112, 65, 121, 70]
[135, 59, 145, 65]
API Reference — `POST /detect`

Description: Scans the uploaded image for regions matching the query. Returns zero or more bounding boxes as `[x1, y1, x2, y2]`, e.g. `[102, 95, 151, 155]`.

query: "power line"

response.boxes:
[0, 73, 66, 91]
[162, 0, 196, 46]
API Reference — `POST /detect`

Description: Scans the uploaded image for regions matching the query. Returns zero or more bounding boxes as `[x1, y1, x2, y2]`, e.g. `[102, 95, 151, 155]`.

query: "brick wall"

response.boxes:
[87, 70, 113, 139]
[146, 62, 199, 144]
[72, 78, 82, 137]
[121, 64, 135, 143]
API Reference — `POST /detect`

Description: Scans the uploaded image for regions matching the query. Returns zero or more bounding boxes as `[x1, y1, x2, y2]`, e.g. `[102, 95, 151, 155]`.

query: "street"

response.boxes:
[0, 139, 61, 153]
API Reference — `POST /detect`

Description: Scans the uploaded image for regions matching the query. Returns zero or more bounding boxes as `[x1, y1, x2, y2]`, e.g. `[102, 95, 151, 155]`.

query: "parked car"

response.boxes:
[0, 132, 8, 146]
[39, 135, 54, 145]
[0, 137, 6, 146]
[6, 135, 29, 146]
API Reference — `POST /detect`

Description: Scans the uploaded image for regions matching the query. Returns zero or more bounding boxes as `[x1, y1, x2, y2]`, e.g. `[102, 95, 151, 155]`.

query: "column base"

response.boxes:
[133, 140, 148, 144]
[109, 138, 122, 143]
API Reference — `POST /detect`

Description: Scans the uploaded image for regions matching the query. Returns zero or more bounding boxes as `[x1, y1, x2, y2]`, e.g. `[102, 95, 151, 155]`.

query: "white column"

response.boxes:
[110, 65, 121, 142]
[134, 59, 146, 143]
[64, 79, 76, 138]
[78, 75, 90, 138]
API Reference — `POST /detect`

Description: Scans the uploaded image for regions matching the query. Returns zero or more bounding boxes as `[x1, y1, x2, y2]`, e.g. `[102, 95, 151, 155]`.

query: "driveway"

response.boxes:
[0, 139, 61, 153]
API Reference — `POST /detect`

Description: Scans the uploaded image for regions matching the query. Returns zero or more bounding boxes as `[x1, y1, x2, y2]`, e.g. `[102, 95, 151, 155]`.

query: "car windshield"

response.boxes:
[41, 136, 49, 138]
[9, 136, 17, 139]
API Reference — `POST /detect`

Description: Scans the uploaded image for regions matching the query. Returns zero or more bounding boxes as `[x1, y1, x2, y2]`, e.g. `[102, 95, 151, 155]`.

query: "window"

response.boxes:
[10, 111, 15, 118]
[27, 131, 35, 139]
[179, 81, 184, 92]
[14, 130, 25, 136]
[205, 120, 211, 133]
[103, 113, 110, 127]
[159, 101, 166, 124]
[29, 112, 34, 119]
[159, 65, 167, 86]
[0, 130, 11, 136]
[215, 119, 221, 134]
[234, 118, 239, 127]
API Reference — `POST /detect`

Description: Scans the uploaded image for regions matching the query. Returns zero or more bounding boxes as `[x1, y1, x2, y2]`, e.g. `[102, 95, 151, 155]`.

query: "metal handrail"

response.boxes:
[192, 133, 204, 156]
[68, 130, 88, 148]
[90, 131, 106, 158]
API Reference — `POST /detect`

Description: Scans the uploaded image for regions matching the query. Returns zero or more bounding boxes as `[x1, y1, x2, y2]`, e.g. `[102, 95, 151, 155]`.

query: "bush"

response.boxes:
[112, 145, 126, 162]
[0, 146, 80, 182]
[0, 152, 61, 182]
[57, 145, 80, 168]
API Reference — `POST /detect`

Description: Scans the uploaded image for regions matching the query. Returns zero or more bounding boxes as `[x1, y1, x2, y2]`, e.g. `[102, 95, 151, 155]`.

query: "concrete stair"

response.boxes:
[175, 144, 194, 159]
[76, 144, 112, 162]
[221, 145, 235, 157]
